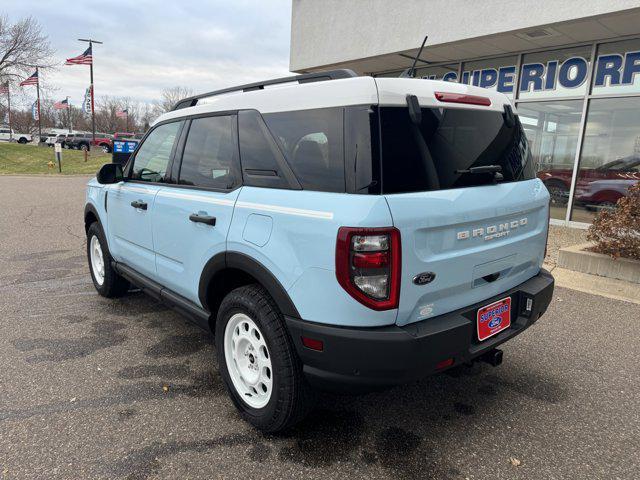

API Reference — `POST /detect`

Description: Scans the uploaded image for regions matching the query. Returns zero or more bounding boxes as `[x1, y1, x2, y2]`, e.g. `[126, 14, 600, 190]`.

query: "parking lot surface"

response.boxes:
[0, 175, 638, 480]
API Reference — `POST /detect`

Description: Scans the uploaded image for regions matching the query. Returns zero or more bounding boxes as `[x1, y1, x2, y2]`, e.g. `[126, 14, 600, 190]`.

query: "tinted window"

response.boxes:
[263, 108, 345, 192]
[131, 121, 181, 182]
[379, 107, 534, 194]
[178, 115, 239, 190]
[238, 110, 292, 189]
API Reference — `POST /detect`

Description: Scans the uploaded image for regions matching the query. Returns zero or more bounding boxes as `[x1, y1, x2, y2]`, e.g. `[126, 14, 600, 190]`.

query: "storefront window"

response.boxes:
[591, 38, 640, 96]
[414, 63, 459, 82]
[461, 56, 518, 98]
[571, 97, 640, 222]
[519, 46, 592, 100]
[517, 101, 583, 220]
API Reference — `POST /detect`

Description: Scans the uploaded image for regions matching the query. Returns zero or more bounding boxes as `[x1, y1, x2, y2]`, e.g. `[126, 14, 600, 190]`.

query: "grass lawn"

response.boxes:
[0, 142, 111, 175]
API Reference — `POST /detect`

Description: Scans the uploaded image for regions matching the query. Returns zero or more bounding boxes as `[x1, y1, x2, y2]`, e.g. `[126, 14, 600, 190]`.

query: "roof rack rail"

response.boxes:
[172, 69, 358, 111]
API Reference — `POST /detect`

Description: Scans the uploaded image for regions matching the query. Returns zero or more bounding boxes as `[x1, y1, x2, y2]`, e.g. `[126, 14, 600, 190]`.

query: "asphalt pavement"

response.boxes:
[0, 175, 638, 480]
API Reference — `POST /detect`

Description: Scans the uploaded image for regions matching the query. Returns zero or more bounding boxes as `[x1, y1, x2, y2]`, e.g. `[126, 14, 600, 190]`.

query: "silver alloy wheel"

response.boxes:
[101, 145, 109, 153]
[89, 235, 105, 286]
[224, 313, 273, 409]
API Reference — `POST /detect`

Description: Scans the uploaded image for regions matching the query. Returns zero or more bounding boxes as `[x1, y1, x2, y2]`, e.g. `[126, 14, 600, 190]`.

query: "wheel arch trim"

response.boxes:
[198, 251, 300, 319]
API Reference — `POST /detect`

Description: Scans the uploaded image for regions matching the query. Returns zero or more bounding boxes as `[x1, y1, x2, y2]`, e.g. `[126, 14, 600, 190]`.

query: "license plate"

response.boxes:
[477, 297, 511, 341]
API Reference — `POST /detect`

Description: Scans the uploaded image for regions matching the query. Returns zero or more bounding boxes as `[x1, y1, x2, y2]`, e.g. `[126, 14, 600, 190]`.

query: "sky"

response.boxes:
[4, 0, 292, 109]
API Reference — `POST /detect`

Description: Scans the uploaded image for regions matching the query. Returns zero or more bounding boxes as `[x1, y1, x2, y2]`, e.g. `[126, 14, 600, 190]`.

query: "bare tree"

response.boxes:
[0, 16, 54, 82]
[151, 86, 193, 118]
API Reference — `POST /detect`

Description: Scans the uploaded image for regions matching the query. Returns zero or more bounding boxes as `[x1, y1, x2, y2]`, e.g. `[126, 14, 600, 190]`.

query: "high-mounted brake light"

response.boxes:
[435, 92, 492, 107]
[336, 227, 401, 310]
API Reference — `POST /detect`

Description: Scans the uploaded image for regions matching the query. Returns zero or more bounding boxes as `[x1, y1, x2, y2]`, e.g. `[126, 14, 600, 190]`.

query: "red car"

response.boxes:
[89, 134, 114, 153]
[537, 156, 640, 206]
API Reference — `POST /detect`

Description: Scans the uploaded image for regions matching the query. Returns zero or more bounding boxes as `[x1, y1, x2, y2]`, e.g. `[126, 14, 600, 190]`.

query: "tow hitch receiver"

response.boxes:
[480, 348, 503, 367]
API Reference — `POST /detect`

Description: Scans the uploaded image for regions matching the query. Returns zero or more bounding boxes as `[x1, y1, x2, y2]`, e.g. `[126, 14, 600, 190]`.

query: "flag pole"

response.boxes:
[7, 85, 12, 141]
[35, 66, 42, 141]
[67, 96, 72, 133]
[125, 107, 129, 132]
[78, 38, 102, 142]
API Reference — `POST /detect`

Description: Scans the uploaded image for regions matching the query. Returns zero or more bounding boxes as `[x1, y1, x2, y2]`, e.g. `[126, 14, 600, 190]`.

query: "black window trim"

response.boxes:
[237, 108, 302, 191]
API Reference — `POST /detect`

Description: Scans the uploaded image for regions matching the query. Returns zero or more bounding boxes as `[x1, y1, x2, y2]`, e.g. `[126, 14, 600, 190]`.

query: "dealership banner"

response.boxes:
[82, 86, 92, 114]
[31, 101, 39, 121]
[423, 49, 640, 99]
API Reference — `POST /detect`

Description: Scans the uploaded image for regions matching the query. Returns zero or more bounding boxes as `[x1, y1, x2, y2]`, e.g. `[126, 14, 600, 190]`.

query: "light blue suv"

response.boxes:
[85, 70, 554, 432]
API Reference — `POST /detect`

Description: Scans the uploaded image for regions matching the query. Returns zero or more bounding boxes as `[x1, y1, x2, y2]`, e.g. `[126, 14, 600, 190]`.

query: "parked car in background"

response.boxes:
[65, 133, 93, 150]
[0, 128, 32, 144]
[538, 155, 640, 206]
[113, 132, 143, 140]
[90, 134, 114, 153]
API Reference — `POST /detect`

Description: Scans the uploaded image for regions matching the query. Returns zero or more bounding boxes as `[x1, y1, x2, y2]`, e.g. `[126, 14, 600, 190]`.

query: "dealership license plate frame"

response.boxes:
[477, 297, 512, 341]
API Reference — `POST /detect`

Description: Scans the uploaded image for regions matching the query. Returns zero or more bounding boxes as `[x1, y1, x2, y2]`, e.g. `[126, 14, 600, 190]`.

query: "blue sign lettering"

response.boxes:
[558, 57, 588, 89]
[622, 51, 640, 85]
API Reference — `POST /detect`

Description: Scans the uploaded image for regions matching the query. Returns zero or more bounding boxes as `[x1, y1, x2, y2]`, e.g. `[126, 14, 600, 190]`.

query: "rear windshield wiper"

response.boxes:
[456, 165, 504, 183]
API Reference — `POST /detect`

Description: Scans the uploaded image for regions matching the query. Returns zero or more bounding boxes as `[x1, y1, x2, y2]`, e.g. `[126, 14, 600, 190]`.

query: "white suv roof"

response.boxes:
[154, 71, 512, 126]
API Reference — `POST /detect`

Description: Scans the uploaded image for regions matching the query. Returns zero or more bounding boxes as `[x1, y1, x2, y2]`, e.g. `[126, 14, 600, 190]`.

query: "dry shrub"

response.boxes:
[587, 182, 640, 260]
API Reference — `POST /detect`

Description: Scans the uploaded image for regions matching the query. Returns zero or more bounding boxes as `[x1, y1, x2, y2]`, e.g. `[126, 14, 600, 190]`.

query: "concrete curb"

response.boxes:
[558, 243, 640, 283]
[546, 264, 640, 305]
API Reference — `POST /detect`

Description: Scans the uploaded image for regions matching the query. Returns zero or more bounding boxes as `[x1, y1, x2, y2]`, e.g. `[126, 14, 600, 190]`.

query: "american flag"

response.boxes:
[19, 71, 39, 86]
[65, 46, 92, 65]
[54, 98, 69, 110]
[0, 84, 8, 94]
[116, 108, 128, 118]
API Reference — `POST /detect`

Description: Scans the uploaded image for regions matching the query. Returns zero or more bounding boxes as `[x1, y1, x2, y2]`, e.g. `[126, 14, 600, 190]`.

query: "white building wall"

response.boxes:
[290, 0, 640, 71]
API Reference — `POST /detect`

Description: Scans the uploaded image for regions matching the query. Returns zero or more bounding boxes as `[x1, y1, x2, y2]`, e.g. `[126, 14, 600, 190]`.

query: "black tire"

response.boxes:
[215, 284, 313, 433]
[86, 222, 129, 297]
[18, 137, 27, 144]
[80, 143, 89, 151]
[101, 144, 111, 154]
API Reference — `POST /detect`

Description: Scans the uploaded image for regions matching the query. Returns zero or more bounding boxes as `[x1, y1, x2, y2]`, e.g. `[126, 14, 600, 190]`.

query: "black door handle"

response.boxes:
[189, 213, 216, 226]
[131, 200, 147, 210]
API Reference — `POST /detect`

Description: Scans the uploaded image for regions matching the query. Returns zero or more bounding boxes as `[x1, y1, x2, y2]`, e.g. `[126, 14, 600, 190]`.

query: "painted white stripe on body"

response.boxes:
[235, 201, 334, 219]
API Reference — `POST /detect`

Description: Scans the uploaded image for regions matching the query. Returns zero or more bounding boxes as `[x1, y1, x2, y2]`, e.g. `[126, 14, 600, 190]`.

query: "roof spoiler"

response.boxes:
[172, 69, 359, 111]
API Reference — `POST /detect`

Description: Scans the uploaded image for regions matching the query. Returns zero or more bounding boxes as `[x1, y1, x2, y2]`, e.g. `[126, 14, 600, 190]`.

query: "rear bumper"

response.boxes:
[286, 269, 554, 393]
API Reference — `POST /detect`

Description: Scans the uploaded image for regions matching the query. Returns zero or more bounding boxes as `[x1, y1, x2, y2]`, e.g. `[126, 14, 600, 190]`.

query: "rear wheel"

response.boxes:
[101, 144, 111, 154]
[17, 137, 27, 144]
[86, 222, 129, 297]
[215, 284, 313, 432]
[80, 143, 89, 151]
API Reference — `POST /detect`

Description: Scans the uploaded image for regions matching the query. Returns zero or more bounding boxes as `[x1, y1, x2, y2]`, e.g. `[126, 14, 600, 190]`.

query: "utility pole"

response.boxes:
[78, 38, 102, 141]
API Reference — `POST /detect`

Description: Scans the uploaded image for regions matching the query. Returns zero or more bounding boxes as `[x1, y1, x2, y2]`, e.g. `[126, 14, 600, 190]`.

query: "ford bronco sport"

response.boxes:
[85, 70, 554, 432]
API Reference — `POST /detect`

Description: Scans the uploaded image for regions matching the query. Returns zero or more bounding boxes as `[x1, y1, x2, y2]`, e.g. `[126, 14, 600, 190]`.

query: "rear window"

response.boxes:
[377, 107, 534, 194]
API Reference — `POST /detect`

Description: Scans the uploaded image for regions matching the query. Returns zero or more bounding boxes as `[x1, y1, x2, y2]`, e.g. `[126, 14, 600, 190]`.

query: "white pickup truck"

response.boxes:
[0, 128, 33, 144]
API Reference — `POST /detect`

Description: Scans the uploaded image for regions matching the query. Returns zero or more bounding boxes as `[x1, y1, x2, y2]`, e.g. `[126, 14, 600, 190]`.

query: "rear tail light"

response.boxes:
[435, 91, 492, 106]
[336, 227, 401, 310]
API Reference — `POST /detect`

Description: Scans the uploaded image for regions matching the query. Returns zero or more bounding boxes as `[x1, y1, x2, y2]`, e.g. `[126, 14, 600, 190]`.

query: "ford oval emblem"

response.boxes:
[413, 272, 436, 285]
[488, 317, 502, 329]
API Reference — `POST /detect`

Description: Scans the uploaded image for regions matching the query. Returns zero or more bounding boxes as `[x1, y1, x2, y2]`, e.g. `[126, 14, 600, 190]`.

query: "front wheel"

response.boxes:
[80, 144, 89, 151]
[101, 144, 111, 154]
[86, 222, 129, 297]
[215, 284, 313, 432]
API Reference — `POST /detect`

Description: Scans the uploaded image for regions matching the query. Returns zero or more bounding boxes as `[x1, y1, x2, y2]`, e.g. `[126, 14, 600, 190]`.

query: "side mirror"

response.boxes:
[96, 163, 124, 184]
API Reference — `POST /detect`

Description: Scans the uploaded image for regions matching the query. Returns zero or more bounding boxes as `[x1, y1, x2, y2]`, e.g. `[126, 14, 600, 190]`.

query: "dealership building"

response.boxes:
[290, 1, 640, 226]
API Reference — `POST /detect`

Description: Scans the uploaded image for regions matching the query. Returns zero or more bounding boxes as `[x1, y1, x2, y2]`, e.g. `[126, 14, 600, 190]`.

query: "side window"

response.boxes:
[263, 107, 345, 192]
[178, 115, 240, 190]
[238, 110, 293, 189]
[130, 121, 181, 183]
